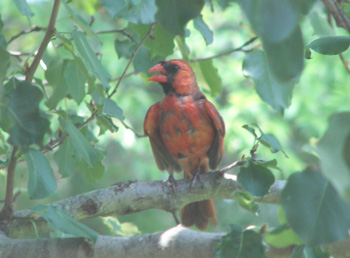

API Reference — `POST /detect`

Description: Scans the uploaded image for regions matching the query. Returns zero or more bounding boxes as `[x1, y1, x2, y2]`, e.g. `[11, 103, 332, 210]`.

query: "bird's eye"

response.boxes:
[171, 64, 180, 72]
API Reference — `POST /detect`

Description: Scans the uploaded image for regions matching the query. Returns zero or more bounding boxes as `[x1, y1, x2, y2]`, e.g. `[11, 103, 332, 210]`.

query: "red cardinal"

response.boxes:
[144, 59, 225, 230]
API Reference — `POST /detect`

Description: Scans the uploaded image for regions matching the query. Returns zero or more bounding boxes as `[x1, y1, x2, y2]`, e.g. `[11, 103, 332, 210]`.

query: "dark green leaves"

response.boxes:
[281, 168, 350, 246]
[53, 139, 77, 178]
[25, 148, 56, 199]
[243, 51, 295, 114]
[155, 0, 204, 35]
[193, 15, 213, 45]
[239, 0, 304, 82]
[35, 205, 99, 242]
[73, 31, 111, 90]
[101, 0, 157, 24]
[45, 59, 87, 109]
[214, 224, 267, 258]
[0, 79, 50, 151]
[237, 161, 275, 197]
[308, 36, 350, 55]
[317, 112, 350, 200]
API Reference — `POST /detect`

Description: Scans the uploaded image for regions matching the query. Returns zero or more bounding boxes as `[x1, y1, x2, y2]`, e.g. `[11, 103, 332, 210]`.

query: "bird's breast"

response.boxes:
[159, 95, 214, 159]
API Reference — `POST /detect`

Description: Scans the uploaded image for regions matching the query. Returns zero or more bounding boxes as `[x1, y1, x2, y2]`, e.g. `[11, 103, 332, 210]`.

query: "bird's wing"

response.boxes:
[203, 100, 226, 169]
[144, 103, 180, 172]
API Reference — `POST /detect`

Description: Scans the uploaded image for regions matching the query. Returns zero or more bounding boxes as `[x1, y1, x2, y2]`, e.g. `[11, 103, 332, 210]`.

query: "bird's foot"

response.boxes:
[190, 170, 202, 189]
[164, 174, 178, 193]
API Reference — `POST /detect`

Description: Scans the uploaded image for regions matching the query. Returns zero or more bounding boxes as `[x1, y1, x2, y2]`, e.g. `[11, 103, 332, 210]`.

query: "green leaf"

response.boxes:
[262, 26, 304, 82]
[235, 191, 259, 213]
[38, 205, 99, 242]
[73, 31, 111, 89]
[13, 0, 34, 19]
[239, 0, 299, 43]
[91, 91, 125, 121]
[317, 112, 350, 200]
[237, 160, 275, 197]
[214, 224, 267, 258]
[265, 207, 303, 248]
[65, 59, 87, 104]
[45, 60, 69, 109]
[196, 60, 222, 96]
[78, 152, 105, 183]
[133, 46, 163, 73]
[96, 115, 119, 135]
[193, 14, 213, 45]
[281, 168, 350, 245]
[25, 148, 57, 199]
[0, 44, 10, 82]
[242, 124, 258, 139]
[62, 0, 98, 41]
[114, 40, 136, 59]
[242, 50, 295, 114]
[155, 0, 204, 35]
[132, 24, 175, 57]
[53, 139, 78, 178]
[1, 79, 50, 151]
[64, 119, 98, 167]
[255, 124, 289, 157]
[101, 0, 157, 24]
[103, 99, 125, 120]
[308, 36, 350, 55]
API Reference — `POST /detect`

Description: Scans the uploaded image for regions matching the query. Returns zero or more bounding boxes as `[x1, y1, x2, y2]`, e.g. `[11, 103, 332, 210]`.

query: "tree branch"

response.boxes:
[189, 37, 258, 63]
[25, 0, 61, 82]
[322, 0, 350, 32]
[1, 226, 350, 258]
[6, 167, 284, 238]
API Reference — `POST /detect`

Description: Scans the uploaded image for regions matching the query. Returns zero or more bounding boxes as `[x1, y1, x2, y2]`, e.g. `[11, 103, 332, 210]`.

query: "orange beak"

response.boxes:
[148, 63, 167, 83]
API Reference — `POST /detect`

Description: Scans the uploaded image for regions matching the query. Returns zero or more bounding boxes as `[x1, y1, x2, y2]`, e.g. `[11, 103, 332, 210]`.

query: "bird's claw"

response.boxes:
[165, 174, 178, 193]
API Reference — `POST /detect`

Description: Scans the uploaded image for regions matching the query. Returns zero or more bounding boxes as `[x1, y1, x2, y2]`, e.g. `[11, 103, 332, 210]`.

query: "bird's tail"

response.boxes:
[181, 159, 217, 230]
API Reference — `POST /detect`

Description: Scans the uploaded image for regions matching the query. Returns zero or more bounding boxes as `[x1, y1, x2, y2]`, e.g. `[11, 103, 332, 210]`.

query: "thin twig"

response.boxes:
[0, 146, 18, 220]
[25, 0, 61, 82]
[120, 120, 145, 138]
[110, 71, 139, 82]
[189, 37, 258, 63]
[108, 23, 156, 98]
[339, 53, 350, 75]
[8, 26, 44, 44]
[322, 0, 350, 32]
[212, 160, 246, 174]
[96, 29, 135, 42]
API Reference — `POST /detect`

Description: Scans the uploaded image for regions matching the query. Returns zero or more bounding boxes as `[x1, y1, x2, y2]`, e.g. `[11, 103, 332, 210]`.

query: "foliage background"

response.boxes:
[0, 0, 350, 254]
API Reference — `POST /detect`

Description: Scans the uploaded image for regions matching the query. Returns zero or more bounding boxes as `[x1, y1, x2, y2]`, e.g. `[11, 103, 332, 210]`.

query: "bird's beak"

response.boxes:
[148, 63, 167, 83]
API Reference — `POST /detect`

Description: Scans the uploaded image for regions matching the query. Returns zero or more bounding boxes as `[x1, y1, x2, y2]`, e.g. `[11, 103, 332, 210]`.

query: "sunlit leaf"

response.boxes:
[235, 191, 259, 213]
[237, 160, 275, 197]
[193, 14, 213, 45]
[25, 148, 57, 199]
[317, 112, 350, 200]
[73, 31, 111, 89]
[308, 36, 350, 55]
[265, 207, 303, 248]
[281, 168, 350, 245]
[13, 0, 34, 19]
[155, 0, 204, 35]
[36, 205, 99, 242]
[1, 79, 50, 151]
[243, 50, 295, 114]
